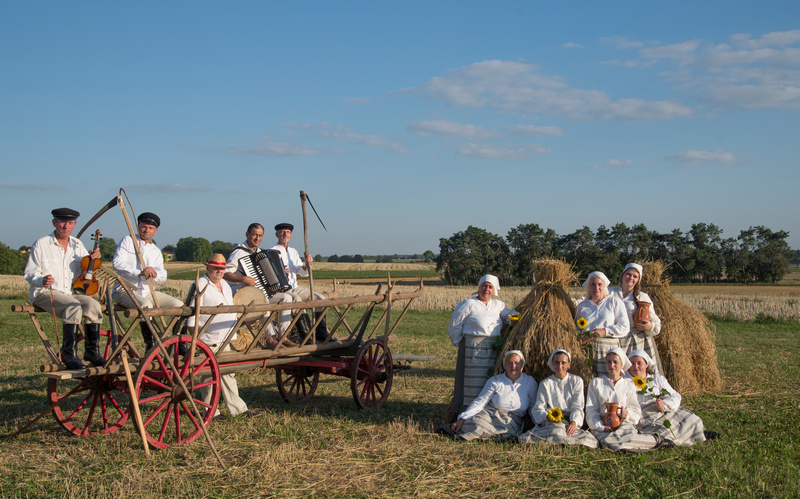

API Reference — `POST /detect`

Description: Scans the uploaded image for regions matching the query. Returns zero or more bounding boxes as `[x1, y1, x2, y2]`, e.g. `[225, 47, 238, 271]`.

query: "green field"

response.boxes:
[1, 300, 798, 497]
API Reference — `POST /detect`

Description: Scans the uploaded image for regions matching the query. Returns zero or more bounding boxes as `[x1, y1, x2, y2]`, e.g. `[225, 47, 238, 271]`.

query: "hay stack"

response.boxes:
[640, 261, 722, 394]
[495, 259, 593, 385]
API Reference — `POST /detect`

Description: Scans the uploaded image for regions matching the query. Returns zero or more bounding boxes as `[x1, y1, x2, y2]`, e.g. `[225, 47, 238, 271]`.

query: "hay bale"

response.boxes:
[640, 261, 722, 394]
[495, 259, 593, 385]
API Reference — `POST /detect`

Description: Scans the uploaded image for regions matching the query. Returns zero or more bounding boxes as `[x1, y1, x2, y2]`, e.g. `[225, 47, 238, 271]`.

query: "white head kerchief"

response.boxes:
[628, 349, 654, 367]
[607, 347, 631, 372]
[623, 263, 643, 277]
[547, 349, 571, 371]
[478, 274, 500, 296]
[582, 271, 610, 291]
[504, 349, 525, 367]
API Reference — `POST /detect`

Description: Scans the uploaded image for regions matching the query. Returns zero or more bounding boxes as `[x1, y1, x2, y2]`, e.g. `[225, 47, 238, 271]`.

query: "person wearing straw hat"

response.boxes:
[625, 349, 715, 446]
[519, 349, 598, 448]
[223, 222, 296, 344]
[586, 347, 663, 452]
[187, 254, 261, 420]
[447, 274, 518, 414]
[111, 211, 183, 351]
[24, 208, 106, 369]
[609, 263, 664, 374]
[575, 271, 629, 377]
[270, 222, 330, 342]
[437, 350, 537, 441]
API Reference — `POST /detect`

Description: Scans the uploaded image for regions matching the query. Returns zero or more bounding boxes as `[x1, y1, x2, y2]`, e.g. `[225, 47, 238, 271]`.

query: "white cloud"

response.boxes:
[343, 97, 372, 104]
[411, 60, 691, 121]
[605, 159, 633, 167]
[319, 130, 408, 154]
[279, 122, 315, 130]
[640, 40, 702, 64]
[731, 30, 800, 49]
[0, 183, 64, 190]
[408, 119, 499, 140]
[601, 36, 645, 49]
[563, 42, 582, 49]
[456, 144, 532, 160]
[665, 149, 737, 165]
[227, 142, 342, 156]
[501, 124, 564, 136]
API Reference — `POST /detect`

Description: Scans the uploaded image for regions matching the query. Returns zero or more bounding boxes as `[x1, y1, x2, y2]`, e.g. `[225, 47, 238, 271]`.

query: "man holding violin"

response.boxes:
[24, 208, 106, 369]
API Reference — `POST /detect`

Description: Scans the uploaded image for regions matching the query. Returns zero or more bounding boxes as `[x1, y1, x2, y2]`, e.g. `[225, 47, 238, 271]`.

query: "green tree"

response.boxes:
[436, 226, 513, 286]
[353, 254, 364, 263]
[328, 254, 340, 263]
[689, 223, 724, 283]
[753, 226, 792, 282]
[558, 226, 603, 279]
[423, 250, 435, 263]
[211, 240, 234, 259]
[0, 242, 26, 275]
[175, 237, 212, 262]
[505, 223, 558, 284]
[98, 237, 117, 262]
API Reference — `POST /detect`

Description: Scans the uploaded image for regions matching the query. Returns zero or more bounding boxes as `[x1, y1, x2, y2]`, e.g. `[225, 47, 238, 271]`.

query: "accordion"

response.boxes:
[240, 249, 292, 298]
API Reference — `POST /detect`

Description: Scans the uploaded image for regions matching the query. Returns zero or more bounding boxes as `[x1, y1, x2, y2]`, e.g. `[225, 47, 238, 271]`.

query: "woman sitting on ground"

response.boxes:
[518, 349, 598, 448]
[439, 350, 538, 441]
[447, 274, 518, 414]
[575, 271, 629, 377]
[586, 348, 662, 452]
[609, 263, 664, 373]
[626, 350, 715, 446]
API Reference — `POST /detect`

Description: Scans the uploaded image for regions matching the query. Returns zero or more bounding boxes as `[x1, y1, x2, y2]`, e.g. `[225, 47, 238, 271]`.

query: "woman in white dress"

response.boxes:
[518, 349, 597, 448]
[439, 350, 538, 441]
[575, 271, 629, 377]
[448, 274, 518, 414]
[626, 349, 713, 446]
[609, 263, 663, 373]
[586, 348, 661, 452]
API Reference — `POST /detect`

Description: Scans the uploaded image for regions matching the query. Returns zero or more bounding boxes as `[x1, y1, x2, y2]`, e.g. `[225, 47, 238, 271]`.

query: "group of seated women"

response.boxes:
[439, 270, 715, 451]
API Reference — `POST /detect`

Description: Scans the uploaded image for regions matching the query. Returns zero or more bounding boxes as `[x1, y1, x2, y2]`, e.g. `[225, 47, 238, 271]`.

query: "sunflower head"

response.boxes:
[633, 376, 648, 390]
[509, 313, 520, 322]
[547, 406, 563, 423]
[576, 317, 588, 330]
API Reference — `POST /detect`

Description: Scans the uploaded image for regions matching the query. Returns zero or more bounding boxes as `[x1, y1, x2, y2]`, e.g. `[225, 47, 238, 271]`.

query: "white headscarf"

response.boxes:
[478, 274, 500, 296]
[582, 271, 610, 292]
[547, 349, 571, 371]
[504, 349, 525, 367]
[606, 347, 631, 372]
[628, 349, 654, 367]
[622, 263, 643, 278]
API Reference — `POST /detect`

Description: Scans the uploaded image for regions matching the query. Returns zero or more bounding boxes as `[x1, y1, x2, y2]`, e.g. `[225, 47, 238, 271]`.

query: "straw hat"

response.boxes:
[206, 253, 227, 268]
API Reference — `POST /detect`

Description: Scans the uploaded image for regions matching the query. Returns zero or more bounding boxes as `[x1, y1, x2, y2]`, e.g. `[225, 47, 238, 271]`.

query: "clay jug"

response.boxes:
[634, 301, 651, 324]
[604, 402, 621, 429]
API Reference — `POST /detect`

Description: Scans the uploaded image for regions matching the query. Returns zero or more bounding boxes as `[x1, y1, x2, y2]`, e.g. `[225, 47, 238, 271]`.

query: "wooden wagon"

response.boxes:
[11, 276, 424, 450]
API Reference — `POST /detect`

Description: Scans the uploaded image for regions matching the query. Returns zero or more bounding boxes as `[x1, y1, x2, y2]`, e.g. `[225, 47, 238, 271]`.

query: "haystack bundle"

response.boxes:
[495, 259, 593, 385]
[640, 261, 722, 394]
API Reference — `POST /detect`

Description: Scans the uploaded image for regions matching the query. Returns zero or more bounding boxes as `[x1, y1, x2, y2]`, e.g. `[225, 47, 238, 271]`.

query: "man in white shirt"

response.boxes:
[111, 211, 182, 351]
[24, 208, 105, 369]
[223, 222, 295, 342]
[269, 222, 330, 342]
[188, 254, 261, 420]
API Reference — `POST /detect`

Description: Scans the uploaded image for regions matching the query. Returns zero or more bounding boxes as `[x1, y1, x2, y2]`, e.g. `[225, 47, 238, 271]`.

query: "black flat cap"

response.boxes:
[137, 212, 161, 228]
[274, 223, 294, 231]
[52, 208, 80, 221]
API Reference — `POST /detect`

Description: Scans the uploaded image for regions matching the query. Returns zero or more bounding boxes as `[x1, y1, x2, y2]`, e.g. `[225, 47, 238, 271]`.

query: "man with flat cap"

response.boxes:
[112, 211, 183, 351]
[24, 208, 106, 369]
[270, 222, 330, 342]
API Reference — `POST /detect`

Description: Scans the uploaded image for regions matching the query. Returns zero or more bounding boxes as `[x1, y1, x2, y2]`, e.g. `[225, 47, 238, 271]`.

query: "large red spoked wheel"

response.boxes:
[132, 336, 220, 449]
[350, 339, 393, 409]
[275, 367, 319, 403]
[48, 329, 134, 436]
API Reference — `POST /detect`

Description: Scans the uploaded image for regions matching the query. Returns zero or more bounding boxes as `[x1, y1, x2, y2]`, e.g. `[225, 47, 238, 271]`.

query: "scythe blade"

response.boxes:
[77, 196, 119, 238]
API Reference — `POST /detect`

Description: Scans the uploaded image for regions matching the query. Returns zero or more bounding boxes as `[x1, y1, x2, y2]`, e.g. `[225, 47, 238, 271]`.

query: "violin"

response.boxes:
[73, 229, 102, 295]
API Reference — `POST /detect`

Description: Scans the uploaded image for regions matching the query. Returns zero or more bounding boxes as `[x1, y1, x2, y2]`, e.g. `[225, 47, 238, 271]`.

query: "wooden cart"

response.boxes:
[12, 278, 424, 450]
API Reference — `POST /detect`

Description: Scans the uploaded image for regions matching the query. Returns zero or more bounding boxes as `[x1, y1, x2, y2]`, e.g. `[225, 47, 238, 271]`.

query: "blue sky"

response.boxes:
[2, 1, 799, 256]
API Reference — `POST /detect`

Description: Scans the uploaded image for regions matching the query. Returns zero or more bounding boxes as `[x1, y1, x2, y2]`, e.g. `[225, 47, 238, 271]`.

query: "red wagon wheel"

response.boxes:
[132, 336, 220, 449]
[48, 329, 134, 436]
[275, 367, 319, 403]
[350, 339, 393, 409]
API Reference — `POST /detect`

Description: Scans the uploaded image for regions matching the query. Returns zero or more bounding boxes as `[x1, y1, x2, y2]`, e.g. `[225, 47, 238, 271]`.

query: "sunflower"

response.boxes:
[508, 313, 520, 322]
[633, 376, 648, 390]
[547, 406, 563, 423]
[576, 317, 588, 330]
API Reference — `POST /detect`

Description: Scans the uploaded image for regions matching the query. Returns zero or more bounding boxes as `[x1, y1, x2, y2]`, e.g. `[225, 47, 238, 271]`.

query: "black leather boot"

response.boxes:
[83, 323, 107, 366]
[60, 324, 85, 370]
[296, 312, 313, 343]
[140, 322, 155, 351]
[314, 311, 331, 342]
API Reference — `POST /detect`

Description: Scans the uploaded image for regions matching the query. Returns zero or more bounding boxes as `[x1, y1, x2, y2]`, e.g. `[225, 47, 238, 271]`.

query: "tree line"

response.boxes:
[435, 223, 794, 286]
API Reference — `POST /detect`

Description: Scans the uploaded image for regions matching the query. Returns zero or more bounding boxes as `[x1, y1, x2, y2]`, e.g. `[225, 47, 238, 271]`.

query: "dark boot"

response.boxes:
[314, 311, 331, 342]
[296, 312, 313, 343]
[140, 322, 155, 352]
[83, 323, 107, 366]
[60, 324, 85, 370]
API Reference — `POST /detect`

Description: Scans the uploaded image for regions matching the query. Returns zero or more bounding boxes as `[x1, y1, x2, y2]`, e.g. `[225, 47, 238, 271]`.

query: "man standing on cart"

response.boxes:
[223, 222, 296, 347]
[24, 208, 106, 369]
[270, 222, 330, 342]
[111, 212, 183, 351]
[188, 254, 262, 420]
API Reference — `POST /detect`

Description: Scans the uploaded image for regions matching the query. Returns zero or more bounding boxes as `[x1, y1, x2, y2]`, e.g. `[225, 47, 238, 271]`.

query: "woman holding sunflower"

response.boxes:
[439, 350, 538, 441]
[518, 349, 597, 448]
[586, 348, 663, 452]
[447, 274, 518, 414]
[609, 263, 664, 373]
[575, 271, 629, 376]
[626, 350, 713, 446]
